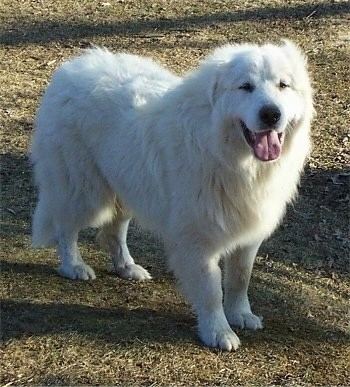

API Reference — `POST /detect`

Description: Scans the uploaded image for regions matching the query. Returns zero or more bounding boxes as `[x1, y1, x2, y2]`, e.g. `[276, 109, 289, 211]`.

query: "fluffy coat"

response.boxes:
[31, 41, 313, 350]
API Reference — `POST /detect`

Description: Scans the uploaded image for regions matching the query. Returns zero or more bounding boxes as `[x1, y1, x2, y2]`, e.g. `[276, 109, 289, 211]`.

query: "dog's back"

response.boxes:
[31, 48, 179, 247]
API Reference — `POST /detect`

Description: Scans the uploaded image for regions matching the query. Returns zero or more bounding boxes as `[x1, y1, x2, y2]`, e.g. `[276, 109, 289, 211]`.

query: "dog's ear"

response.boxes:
[281, 39, 314, 117]
[205, 44, 239, 107]
[205, 54, 229, 107]
[208, 67, 220, 108]
[281, 39, 308, 67]
[281, 39, 311, 88]
[202, 45, 238, 107]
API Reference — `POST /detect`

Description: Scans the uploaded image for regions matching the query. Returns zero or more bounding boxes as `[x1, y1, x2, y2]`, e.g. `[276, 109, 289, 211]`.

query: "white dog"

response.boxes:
[31, 41, 313, 351]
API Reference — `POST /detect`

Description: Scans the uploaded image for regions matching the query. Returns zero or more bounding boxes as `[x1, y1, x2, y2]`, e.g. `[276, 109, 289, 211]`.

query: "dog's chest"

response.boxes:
[222, 164, 299, 241]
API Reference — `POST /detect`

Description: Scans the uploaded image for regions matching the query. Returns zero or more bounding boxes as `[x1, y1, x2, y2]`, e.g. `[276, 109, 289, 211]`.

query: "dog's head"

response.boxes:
[204, 40, 313, 162]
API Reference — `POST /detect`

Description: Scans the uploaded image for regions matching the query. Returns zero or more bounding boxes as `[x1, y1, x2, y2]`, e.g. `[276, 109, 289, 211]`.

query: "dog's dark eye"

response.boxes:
[239, 83, 254, 92]
[279, 81, 289, 89]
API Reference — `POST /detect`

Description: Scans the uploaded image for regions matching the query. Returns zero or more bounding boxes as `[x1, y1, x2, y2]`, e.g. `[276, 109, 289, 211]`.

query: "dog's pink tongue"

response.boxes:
[253, 131, 281, 161]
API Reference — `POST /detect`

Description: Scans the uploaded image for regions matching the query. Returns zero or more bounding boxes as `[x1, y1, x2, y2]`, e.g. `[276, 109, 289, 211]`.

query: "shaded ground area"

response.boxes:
[1, 0, 349, 385]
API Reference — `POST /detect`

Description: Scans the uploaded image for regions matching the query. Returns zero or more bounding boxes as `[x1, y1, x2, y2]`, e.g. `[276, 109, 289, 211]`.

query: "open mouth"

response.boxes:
[241, 120, 284, 162]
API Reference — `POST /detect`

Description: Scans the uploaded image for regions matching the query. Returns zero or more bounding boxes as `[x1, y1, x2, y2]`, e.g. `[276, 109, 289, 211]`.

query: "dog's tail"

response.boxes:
[32, 198, 56, 248]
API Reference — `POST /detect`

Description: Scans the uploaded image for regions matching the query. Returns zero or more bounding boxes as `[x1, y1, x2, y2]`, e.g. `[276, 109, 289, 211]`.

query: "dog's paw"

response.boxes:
[112, 263, 152, 281]
[198, 315, 241, 351]
[58, 262, 96, 280]
[200, 326, 241, 351]
[226, 310, 263, 330]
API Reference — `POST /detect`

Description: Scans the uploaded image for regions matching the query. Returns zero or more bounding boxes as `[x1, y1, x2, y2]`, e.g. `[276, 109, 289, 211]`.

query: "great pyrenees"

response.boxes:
[31, 41, 313, 351]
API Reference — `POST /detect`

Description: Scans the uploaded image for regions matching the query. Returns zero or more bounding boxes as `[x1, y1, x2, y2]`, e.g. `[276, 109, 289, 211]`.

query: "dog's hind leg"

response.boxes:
[97, 212, 152, 281]
[223, 241, 263, 330]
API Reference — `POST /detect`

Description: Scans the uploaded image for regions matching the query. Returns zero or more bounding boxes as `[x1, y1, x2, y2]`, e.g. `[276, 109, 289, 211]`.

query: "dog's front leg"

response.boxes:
[223, 241, 263, 330]
[169, 246, 240, 351]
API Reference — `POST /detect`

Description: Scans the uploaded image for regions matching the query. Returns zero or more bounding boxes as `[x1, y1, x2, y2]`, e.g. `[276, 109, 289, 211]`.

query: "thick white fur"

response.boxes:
[31, 41, 313, 351]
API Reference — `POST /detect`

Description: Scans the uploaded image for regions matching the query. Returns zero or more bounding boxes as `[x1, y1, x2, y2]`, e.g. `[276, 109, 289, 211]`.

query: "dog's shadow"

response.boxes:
[1, 260, 348, 349]
[1, 298, 196, 345]
[0, 260, 196, 346]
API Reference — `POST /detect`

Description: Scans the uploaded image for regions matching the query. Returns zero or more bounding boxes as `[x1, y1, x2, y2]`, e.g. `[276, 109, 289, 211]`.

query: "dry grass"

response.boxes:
[1, 0, 349, 385]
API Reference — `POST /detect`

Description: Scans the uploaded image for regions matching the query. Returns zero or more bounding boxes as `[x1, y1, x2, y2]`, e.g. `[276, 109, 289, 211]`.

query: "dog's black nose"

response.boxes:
[259, 105, 281, 126]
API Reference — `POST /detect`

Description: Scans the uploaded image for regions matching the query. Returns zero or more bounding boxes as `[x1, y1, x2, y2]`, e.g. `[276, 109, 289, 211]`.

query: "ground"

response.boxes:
[0, 0, 349, 385]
